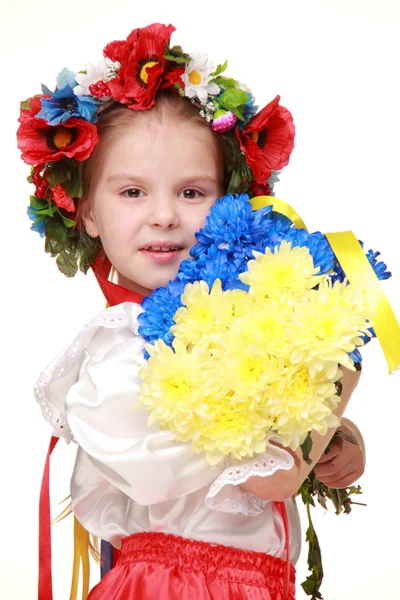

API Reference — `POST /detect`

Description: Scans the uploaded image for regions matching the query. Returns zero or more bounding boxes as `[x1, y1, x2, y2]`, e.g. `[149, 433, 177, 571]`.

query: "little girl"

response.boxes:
[19, 23, 364, 600]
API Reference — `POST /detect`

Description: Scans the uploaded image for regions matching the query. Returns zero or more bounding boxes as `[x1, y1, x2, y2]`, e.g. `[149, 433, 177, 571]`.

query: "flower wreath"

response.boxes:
[17, 22, 295, 277]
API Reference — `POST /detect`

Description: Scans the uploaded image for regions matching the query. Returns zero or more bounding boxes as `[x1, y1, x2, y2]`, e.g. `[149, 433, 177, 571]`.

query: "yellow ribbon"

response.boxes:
[251, 195, 308, 230]
[70, 517, 90, 600]
[251, 195, 400, 373]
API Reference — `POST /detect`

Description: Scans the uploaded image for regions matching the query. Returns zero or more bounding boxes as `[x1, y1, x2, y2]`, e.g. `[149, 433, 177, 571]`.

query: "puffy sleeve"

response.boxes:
[35, 302, 295, 512]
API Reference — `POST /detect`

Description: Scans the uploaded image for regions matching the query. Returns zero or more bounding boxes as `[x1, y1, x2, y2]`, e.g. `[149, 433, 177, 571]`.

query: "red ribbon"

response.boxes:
[91, 253, 144, 307]
[38, 436, 59, 600]
[275, 501, 291, 600]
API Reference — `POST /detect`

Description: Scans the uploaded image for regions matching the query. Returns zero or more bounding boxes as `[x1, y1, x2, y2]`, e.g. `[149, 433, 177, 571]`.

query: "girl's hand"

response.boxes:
[313, 418, 366, 488]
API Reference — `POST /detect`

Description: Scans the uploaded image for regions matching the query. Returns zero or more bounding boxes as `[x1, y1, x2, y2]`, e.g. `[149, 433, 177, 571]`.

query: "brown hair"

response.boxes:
[77, 91, 229, 231]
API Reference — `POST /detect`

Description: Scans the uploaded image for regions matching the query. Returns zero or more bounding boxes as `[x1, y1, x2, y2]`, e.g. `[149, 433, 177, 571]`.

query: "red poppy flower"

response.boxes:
[17, 96, 99, 166]
[160, 66, 185, 90]
[51, 184, 76, 213]
[106, 23, 176, 110]
[248, 181, 272, 198]
[236, 96, 295, 184]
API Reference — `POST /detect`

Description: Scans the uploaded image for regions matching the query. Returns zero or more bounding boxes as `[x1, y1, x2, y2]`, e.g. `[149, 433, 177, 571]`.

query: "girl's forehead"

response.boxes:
[100, 118, 222, 176]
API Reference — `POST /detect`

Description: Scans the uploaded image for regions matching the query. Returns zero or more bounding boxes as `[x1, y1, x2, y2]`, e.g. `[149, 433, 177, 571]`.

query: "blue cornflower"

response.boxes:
[285, 229, 335, 274]
[254, 213, 293, 252]
[27, 206, 45, 237]
[332, 241, 392, 283]
[176, 257, 201, 284]
[242, 93, 258, 124]
[196, 246, 248, 291]
[138, 278, 187, 349]
[349, 348, 363, 363]
[365, 248, 391, 280]
[191, 193, 266, 261]
[37, 84, 98, 125]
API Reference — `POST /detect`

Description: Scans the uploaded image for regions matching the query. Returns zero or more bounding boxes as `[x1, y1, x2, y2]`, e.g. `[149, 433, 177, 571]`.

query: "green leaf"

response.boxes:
[78, 236, 102, 274]
[56, 248, 79, 278]
[59, 213, 76, 228]
[300, 503, 324, 599]
[211, 76, 238, 88]
[65, 170, 83, 199]
[20, 99, 31, 111]
[301, 433, 313, 464]
[163, 53, 190, 64]
[210, 60, 228, 77]
[45, 237, 65, 257]
[30, 196, 49, 210]
[45, 216, 69, 243]
[46, 160, 74, 188]
[229, 105, 245, 121]
[218, 88, 249, 110]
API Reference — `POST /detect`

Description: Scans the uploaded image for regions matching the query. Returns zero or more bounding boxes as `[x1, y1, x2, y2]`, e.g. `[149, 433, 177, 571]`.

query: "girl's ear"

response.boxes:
[80, 200, 100, 238]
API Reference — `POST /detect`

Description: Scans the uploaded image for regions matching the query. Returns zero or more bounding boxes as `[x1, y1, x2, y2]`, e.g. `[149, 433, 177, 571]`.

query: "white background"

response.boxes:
[1, 0, 399, 598]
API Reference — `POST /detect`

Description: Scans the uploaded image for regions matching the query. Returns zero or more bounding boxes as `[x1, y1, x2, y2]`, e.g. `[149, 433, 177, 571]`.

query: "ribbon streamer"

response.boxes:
[251, 195, 400, 373]
[69, 517, 90, 600]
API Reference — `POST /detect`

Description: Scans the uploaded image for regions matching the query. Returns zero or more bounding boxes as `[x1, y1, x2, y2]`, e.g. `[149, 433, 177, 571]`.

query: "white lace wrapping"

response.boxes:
[205, 440, 294, 516]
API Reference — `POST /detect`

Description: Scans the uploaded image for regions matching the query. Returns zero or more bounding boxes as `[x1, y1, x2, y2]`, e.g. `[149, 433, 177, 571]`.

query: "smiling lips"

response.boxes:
[140, 242, 184, 263]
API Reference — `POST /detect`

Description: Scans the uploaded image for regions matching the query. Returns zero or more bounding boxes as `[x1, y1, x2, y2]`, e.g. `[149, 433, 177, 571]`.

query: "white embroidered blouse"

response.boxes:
[35, 302, 301, 563]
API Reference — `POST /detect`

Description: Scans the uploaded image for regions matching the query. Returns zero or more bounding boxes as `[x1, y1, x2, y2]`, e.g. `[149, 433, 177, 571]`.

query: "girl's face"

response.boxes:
[83, 116, 222, 295]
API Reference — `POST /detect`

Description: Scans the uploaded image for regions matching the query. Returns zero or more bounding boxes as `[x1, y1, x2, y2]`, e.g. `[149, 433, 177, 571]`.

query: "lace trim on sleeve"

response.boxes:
[34, 304, 140, 443]
[205, 440, 294, 516]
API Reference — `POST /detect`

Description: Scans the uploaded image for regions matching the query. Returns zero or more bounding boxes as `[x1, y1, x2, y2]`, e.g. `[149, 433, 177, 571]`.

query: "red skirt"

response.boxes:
[87, 531, 296, 600]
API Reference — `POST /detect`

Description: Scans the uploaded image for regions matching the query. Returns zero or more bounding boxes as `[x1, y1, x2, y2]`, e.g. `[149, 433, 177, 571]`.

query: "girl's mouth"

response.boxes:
[140, 245, 184, 263]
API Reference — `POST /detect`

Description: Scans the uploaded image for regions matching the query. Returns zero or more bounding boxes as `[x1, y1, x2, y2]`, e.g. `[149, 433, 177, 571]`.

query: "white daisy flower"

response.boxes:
[74, 59, 119, 97]
[182, 51, 220, 105]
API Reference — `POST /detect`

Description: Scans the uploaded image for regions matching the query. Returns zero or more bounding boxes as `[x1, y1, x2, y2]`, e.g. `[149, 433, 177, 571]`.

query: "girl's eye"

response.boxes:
[180, 189, 202, 199]
[123, 188, 144, 198]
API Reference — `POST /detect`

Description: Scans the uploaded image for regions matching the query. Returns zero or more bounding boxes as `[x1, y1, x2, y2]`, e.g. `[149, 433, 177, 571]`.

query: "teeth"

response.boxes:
[145, 246, 180, 251]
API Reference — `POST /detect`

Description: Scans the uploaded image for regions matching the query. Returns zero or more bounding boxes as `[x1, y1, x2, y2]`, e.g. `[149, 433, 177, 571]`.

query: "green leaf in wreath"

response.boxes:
[56, 247, 79, 278]
[45, 216, 69, 243]
[218, 87, 249, 110]
[78, 236, 102, 274]
[45, 236, 65, 257]
[20, 99, 31, 111]
[211, 76, 238, 88]
[210, 60, 228, 77]
[30, 196, 49, 210]
[59, 213, 76, 228]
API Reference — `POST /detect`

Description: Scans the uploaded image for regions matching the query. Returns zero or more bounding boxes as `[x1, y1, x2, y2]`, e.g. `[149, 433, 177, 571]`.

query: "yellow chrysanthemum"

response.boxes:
[289, 279, 372, 374]
[171, 279, 248, 348]
[263, 365, 342, 449]
[192, 393, 274, 465]
[217, 333, 286, 399]
[138, 339, 219, 433]
[239, 241, 326, 298]
[234, 298, 294, 358]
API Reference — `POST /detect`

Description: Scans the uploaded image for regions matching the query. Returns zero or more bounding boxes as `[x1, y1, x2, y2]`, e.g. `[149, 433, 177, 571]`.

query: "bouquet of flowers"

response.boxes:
[137, 192, 396, 599]
[137, 193, 391, 462]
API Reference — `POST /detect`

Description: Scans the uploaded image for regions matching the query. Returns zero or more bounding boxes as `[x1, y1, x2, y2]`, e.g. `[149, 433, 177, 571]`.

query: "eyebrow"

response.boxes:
[105, 173, 219, 184]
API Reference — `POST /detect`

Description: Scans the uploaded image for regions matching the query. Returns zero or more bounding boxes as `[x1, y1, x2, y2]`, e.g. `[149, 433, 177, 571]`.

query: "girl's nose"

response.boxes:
[147, 195, 180, 229]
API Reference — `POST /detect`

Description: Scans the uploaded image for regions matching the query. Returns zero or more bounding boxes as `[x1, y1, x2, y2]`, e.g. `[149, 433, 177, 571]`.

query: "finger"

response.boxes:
[317, 439, 344, 463]
[314, 459, 353, 479]
[321, 471, 358, 489]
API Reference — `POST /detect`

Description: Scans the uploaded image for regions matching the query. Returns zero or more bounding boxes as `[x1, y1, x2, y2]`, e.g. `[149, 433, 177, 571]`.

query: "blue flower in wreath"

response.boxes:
[37, 78, 98, 126]
[138, 278, 187, 350]
[27, 206, 45, 237]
